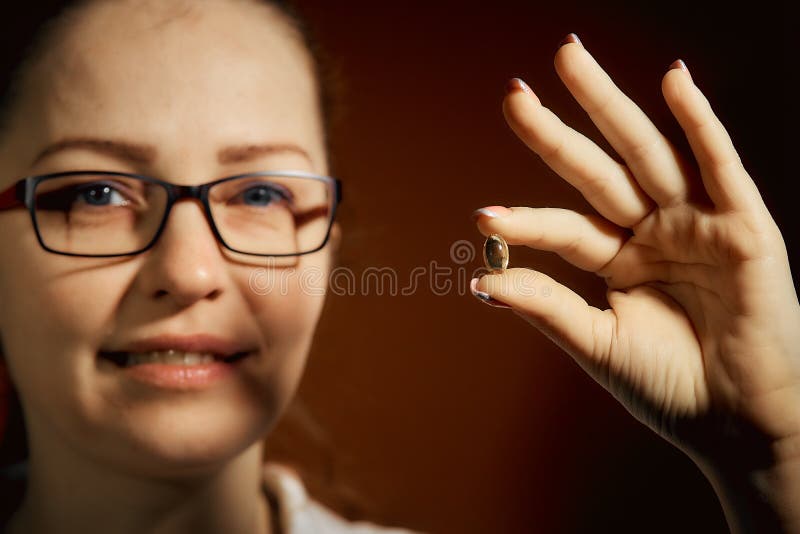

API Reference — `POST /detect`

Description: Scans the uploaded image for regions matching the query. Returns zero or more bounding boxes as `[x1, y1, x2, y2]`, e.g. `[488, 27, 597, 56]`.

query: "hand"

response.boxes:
[471, 34, 800, 533]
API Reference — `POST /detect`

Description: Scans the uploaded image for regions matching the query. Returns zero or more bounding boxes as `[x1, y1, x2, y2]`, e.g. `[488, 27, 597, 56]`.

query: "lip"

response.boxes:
[100, 333, 255, 359]
[97, 333, 257, 391]
[109, 361, 239, 391]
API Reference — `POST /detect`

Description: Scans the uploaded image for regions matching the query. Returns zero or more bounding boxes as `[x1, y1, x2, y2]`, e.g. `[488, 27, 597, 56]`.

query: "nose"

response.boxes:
[135, 199, 226, 308]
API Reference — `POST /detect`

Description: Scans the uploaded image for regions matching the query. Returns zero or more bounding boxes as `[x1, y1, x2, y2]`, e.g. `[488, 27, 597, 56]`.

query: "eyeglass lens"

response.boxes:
[31, 173, 334, 256]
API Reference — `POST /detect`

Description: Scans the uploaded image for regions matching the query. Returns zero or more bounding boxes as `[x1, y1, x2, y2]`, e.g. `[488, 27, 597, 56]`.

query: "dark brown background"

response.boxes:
[266, 1, 796, 533]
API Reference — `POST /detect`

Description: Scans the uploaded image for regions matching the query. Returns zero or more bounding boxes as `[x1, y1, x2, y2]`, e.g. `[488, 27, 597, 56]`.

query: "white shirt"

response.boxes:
[262, 463, 423, 534]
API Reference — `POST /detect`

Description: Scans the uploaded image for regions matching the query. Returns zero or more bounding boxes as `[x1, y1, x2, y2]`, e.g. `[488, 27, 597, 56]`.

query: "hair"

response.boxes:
[1, 0, 341, 154]
[0, 0, 369, 521]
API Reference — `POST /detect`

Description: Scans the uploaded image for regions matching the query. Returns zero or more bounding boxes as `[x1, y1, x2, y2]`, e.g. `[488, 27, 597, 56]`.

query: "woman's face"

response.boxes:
[0, 0, 332, 476]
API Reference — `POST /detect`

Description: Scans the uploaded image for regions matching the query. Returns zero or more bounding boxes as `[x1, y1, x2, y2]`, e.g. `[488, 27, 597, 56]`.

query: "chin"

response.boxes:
[93, 399, 273, 478]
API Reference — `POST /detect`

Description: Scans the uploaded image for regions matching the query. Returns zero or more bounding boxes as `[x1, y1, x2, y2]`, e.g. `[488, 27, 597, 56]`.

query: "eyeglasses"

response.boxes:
[0, 170, 342, 258]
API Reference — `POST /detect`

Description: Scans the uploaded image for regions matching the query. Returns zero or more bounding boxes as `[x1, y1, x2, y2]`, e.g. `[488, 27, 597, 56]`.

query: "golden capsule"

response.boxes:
[483, 233, 509, 272]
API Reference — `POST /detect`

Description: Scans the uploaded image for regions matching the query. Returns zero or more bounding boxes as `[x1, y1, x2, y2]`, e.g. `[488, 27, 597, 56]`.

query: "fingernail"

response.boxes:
[558, 33, 582, 49]
[470, 277, 513, 309]
[669, 59, 693, 83]
[470, 206, 513, 221]
[506, 77, 534, 96]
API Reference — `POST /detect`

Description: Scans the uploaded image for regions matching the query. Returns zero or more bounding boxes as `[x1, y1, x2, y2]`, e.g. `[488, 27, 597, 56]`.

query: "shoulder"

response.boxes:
[262, 462, 423, 534]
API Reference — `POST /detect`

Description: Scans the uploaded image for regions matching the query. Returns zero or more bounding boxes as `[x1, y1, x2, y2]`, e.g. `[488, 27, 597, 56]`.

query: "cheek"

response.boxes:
[241, 251, 330, 339]
[236, 252, 330, 381]
[0, 249, 132, 408]
[0, 239, 140, 461]
[10, 265, 129, 348]
[0, 210, 120, 347]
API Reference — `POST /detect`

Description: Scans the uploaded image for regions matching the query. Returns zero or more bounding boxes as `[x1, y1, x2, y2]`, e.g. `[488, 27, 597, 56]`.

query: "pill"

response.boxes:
[483, 233, 508, 272]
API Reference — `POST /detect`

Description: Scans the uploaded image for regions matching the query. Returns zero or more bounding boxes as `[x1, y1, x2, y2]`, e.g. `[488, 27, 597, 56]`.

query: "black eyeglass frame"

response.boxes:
[0, 170, 343, 258]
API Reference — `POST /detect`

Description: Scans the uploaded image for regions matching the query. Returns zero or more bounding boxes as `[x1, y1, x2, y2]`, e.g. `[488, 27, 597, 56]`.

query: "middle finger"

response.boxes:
[555, 36, 692, 208]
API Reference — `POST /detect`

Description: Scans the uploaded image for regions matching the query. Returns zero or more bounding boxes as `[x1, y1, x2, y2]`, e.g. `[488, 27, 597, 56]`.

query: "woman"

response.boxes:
[0, 2, 796, 534]
[0, 1, 413, 532]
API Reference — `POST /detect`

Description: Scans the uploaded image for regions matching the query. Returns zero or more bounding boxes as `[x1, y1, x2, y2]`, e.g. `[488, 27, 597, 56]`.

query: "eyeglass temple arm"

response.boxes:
[0, 181, 26, 211]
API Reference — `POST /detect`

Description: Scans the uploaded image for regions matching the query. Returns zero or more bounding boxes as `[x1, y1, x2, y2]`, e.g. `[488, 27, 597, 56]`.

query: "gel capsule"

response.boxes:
[483, 233, 509, 272]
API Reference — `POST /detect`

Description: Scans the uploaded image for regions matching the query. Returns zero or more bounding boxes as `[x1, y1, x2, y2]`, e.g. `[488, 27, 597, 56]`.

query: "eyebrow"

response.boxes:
[218, 143, 312, 165]
[31, 137, 313, 167]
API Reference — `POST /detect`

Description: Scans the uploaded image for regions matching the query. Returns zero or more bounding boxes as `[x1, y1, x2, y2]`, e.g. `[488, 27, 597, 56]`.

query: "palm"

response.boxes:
[474, 40, 800, 462]
[611, 204, 798, 450]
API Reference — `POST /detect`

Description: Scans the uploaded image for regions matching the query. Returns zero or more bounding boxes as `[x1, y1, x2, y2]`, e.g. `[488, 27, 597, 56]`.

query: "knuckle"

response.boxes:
[712, 212, 784, 262]
[625, 136, 661, 166]
[686, 113, 710, 134]
[584, 86, 616, 116]
[590, 311, 612, 365]
[561, 235, 584, 260]
[560, 223, 585, 257]
[580, 171, 611, 201]
[539, 131, 567, 161]
[710, 155, 744, 176]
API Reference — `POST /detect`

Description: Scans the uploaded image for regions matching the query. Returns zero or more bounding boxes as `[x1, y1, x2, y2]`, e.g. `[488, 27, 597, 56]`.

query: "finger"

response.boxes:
[503, 81, 654, 228]
[661, 62, 768, 214]
[473, 267, 617, 377]
[603, 257, 720, 295]
[554, 38, 693, 208]
[474, 206, 628, 272]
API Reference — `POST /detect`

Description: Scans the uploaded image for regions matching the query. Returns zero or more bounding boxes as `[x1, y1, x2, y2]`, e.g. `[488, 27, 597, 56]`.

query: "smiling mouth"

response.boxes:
[98, 349, 251, 368]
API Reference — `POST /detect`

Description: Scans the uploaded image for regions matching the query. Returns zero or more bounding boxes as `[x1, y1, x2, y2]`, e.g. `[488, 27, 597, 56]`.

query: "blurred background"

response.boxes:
[264, 0, 795, 533]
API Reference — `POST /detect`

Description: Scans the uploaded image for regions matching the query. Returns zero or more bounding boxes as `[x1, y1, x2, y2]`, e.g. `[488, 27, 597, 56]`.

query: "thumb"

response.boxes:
[472, 268, 616, 378]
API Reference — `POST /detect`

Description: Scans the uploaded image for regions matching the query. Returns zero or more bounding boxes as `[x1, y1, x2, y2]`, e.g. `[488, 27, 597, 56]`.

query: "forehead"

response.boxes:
[10, 0, 324, 173]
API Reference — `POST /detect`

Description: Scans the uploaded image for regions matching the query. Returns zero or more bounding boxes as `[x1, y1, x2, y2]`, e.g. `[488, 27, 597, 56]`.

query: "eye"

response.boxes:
[35, 179, 142, 211]
[75, 182, 129, 207]
[234, 183, 292, 207]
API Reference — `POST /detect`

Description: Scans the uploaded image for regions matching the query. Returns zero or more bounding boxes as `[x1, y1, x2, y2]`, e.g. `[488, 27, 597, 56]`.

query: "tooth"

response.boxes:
[123, 351, 217, 367]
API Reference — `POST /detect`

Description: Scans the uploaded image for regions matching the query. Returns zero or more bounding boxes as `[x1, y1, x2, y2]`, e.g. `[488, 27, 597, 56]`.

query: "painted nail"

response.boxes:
[669, 59, 693, 83]
[470, 277, 513, 309]
[558, 33, 582, 49]
[506, 77, 534, 95]
[470, 205, 513, 221]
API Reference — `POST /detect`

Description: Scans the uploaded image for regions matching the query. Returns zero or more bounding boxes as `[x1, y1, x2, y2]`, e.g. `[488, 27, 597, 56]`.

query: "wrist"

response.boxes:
[690, 435, 800, 534]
